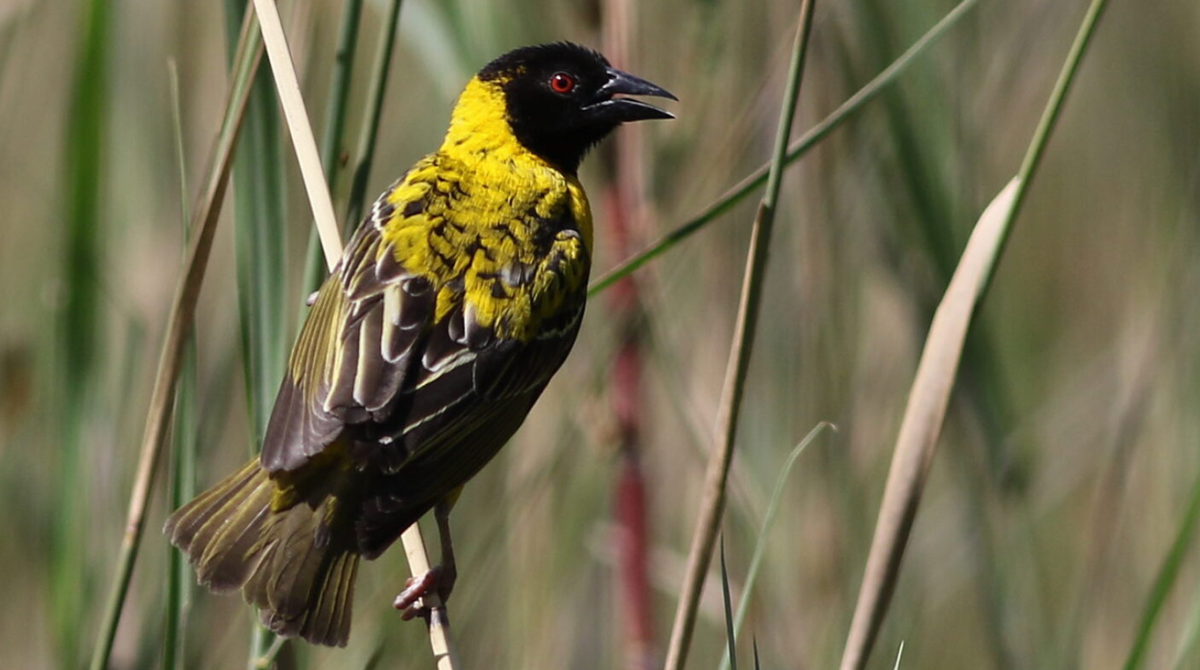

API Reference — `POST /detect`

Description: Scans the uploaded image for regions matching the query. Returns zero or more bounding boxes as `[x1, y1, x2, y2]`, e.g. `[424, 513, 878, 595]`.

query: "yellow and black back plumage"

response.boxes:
[166, 42, 674, 647]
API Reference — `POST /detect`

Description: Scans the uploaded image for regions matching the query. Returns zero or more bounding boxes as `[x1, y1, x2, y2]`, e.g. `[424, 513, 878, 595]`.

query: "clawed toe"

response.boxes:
[394, 565, 446, 621]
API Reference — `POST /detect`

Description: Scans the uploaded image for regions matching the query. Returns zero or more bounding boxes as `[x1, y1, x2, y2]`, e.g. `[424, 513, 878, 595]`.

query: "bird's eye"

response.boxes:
[549, 72, 576, 94]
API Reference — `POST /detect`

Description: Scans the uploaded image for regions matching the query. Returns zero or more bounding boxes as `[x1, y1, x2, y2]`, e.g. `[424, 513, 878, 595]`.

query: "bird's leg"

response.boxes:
[433, 498, 458, 601]
[394, 499, 458, 620]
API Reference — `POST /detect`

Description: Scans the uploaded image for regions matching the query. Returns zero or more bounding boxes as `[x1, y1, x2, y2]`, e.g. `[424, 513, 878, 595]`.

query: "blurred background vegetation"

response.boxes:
[2, 0, 1200, 668]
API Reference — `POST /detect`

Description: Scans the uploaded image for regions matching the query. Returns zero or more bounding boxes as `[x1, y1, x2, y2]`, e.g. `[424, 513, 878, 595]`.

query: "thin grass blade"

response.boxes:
[720, 539, 738, 670]
[601, 2, 658, 665]
[221, 0, 287, 452]
[1122, 465, 1200, 670]
[589, 0, 982, 296]
[718, 423, 832, 670]
[979, 0, 1112, 298]
[223, 0, 289, 661]
[251, 0, 342, 263]
[1170, 578, 1200, 670]
[162, 58, 197, 670]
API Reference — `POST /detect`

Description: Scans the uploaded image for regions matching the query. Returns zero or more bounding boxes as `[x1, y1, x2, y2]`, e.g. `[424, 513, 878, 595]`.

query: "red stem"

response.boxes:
[604, 162, 655, 669]
[600, 1, 655, 663]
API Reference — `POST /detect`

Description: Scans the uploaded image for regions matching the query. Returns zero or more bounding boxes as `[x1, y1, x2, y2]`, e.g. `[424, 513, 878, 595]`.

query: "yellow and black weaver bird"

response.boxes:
[165, 42, 674, 647]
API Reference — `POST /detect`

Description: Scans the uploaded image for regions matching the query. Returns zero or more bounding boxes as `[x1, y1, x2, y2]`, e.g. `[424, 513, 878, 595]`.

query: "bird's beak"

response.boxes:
[586, 67, 677, 122]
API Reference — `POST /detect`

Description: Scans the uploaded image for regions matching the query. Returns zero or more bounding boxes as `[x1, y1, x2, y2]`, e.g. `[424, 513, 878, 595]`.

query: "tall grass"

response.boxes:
[86, 7, 264, 668]
[223, 0, 290, 662]
[588, 0, 983, 295]
[223, 0, 288, 450]
[342, 0, 405, 229]
[6, 0, 1200, 668]
[839, 1, 1113, 667]
[162, 59, 196, 670]
[301, 0, 366, 295]
[53, 0, 108, 665]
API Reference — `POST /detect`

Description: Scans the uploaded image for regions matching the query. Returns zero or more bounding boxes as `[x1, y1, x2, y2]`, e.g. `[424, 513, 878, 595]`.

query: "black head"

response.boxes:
[478, 42, 676, 173]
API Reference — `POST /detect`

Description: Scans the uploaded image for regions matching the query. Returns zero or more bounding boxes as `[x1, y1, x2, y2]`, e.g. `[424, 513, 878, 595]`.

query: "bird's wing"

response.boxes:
[260, 159, 589, 475]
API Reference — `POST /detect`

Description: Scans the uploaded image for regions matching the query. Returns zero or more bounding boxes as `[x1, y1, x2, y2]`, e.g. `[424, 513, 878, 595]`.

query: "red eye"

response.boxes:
[549, 72, 575, 94]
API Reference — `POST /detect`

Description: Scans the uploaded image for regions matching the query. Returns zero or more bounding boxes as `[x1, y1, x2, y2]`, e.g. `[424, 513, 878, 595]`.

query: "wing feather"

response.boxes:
[260, 153, 590, 484]
[352, 305, 384, 408]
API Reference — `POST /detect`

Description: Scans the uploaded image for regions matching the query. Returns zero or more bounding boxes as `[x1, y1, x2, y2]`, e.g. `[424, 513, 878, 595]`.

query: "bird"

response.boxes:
[165, 41, 675, 647]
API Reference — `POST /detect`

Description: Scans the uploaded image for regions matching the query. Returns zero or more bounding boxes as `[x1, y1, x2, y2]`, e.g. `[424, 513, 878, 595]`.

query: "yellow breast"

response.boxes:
[376, 76, 593, 342]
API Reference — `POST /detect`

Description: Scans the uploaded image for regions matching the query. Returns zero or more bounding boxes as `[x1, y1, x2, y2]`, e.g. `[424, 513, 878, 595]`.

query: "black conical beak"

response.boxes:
[586, 67, 677, 122]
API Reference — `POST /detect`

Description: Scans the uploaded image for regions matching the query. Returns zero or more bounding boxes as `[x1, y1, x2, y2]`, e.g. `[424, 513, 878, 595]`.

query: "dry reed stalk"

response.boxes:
[838, 0, 1112, 665]
[250, 0, 340, 265]
[837, 180, 1019, 670]
[663, 2, 818, 668]
[250, 1, 458, 665]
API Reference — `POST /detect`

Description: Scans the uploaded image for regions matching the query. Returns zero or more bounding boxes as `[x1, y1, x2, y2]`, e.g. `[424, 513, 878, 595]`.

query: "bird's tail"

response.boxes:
[165, 459, 360, 647]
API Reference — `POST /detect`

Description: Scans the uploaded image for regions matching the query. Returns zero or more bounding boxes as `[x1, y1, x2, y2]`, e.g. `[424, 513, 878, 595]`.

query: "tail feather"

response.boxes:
[260, 549, 359, 646]
[167, 462, 259, 555]
[255, 506, 328, 619]
[165, 459, 360, 647]
[201, 504, 273, 591]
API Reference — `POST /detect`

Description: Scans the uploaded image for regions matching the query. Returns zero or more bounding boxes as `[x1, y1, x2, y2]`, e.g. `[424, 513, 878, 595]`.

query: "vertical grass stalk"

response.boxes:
[663, 3, 818, 668]
[223, 0, 289, 662]
[343, 0, 405, 229]
[850, 5, 1018, 666]
[250, 0, 340, 266]
[301, 0, 366, 296]
[54, 0, 108, 664]
[86, 8, 264, 669]
[835, 178, 1016, 670]
[224, 0, 288, 443]
[162, 59, 197, 670]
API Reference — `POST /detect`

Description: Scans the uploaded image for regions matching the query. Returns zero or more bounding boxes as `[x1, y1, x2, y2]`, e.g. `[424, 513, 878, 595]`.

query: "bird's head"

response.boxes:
[453, 42, 676, 173]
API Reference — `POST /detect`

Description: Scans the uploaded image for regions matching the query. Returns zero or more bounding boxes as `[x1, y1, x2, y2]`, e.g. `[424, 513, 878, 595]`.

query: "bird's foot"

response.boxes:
[394, 564, 454, 621]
